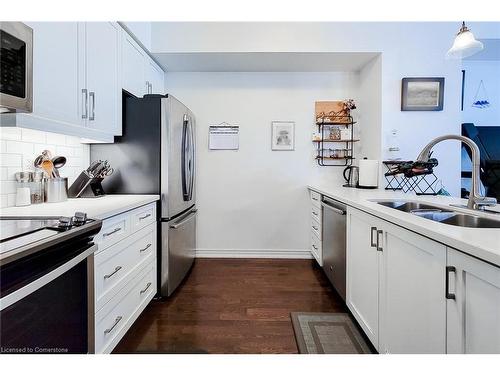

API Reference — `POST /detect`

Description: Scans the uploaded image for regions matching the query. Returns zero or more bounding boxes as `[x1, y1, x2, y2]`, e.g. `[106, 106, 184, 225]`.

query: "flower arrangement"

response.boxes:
[342, 99, 356, 114]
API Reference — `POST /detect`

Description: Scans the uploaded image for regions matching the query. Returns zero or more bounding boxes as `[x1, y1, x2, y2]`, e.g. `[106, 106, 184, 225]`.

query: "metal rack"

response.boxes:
[383, 160, 439, 195]
[315, 115, 357, 167]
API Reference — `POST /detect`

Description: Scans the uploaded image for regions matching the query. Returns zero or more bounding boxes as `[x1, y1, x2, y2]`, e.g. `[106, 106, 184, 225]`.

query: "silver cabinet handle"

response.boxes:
[146, 81, 150, 94]
[312, 244, 318, 250]
[312, 225, 319, 231]
[139, 213, 151, 220]
[312, 211, 319, 216]
[104, 266, 122, 279]
[140, 282, 152, 294]
[81, 89, 88, 119]
[312, 197, 319, 201]
[376, 230, 383, 252]
[446, 266, 456, 300]
[149, 82, 153, 93]
[103, 227, 121, 238]
[370, 227, 377, 247]
[104, 316, 122, 334]
[89, 91, 95, 121]
[139, 243, 152, 253]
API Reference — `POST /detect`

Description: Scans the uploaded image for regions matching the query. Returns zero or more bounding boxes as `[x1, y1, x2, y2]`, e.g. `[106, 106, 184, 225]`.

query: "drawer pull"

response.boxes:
[312, 225, 319, 231]
[312, 211, 318, 216]
[140, 282, 152, 295]
[104, 266, 122, 279]
[104, 316, 122, 334]
[103, 227, 121, 238]
[312, 197, 319, 201]
[139, 243, 152, 253]
[139, 213, 151, 221]
[312, 244, 318, 250]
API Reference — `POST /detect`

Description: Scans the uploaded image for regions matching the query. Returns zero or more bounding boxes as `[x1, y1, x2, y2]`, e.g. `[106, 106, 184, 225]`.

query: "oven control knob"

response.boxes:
[73, 212, 87, 226]
[58, 216, 73, 228]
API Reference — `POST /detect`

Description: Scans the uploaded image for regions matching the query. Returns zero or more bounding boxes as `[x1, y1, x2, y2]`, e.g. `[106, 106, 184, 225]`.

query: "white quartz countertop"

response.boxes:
[0, 195, 160, 220]
[309, 184, 500, 267]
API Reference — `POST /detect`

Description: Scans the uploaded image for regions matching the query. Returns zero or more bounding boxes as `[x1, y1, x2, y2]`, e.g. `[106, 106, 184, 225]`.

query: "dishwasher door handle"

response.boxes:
[321, 201, 346, 215]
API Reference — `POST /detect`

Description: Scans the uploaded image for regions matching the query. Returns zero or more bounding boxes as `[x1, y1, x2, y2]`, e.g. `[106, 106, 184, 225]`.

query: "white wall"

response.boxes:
[153, 22, 466, 196]
[167, 72, 359, 256]
[461, 60, 500, 126]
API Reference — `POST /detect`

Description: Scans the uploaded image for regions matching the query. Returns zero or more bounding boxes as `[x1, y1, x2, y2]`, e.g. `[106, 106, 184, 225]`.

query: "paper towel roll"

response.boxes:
[359, 159, 379, 188]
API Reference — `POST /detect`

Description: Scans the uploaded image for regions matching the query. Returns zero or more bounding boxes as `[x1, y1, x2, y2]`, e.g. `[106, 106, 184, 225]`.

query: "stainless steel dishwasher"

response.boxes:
[321, 197, 347, 301]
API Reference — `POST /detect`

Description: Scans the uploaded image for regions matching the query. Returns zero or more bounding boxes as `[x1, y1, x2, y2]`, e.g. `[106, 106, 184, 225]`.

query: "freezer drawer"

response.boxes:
[160, 207, 196, 297]
[321, 197, 347, 301]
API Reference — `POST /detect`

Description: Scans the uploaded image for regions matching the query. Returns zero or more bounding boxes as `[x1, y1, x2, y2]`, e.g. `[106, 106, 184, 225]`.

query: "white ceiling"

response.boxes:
[153, 52, 380, 72]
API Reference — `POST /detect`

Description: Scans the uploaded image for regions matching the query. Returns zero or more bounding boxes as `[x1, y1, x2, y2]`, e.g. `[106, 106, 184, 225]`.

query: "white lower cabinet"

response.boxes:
[346, 208, 381, 348]
[93, 202, 157, 353]
[446, 248, 500, 354]
[346, 206, 500, 354]
[379, 222, 447, 354]
[309, 190, 322, 266]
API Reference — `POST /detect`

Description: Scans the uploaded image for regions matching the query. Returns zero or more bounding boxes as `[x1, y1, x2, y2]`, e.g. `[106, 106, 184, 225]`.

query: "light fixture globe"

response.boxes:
[446, 22, 484, 59]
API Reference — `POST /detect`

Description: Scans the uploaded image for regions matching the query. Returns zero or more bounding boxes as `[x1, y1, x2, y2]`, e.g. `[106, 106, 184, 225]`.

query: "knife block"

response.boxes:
[68, 171, 106, 198]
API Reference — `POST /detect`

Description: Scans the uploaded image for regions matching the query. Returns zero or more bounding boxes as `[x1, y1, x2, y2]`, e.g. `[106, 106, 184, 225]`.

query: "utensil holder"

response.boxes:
[44, 177, 68, 203]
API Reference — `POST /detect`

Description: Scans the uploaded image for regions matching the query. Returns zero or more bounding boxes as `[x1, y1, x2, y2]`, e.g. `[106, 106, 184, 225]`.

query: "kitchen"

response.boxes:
[1, 1, 500, 373]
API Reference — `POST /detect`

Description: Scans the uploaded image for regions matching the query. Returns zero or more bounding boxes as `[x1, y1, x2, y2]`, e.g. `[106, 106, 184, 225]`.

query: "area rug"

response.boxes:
[290, 312, 373, 354]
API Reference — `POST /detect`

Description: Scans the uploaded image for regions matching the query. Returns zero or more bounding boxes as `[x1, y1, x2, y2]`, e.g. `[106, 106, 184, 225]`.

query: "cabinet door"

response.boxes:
[346, 208, 381, 349]
[379, 222, 447, 353]
[26, 22, 85, 127]
[121, 31, 147, 97]
[447, 249, 500, 353]
[147, 58, 165, 94]
[85, 22, 121, 135]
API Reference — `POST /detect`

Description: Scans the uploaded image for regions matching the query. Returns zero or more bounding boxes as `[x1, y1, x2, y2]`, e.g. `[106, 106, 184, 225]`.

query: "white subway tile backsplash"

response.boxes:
[21, 128, 47, 143]
[0, 128, 22, 141]
[0, 129, 90, 208]
[0, 154, 22, 167]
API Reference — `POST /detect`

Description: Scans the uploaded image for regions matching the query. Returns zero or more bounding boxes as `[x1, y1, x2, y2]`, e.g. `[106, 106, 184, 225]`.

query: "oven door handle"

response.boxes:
[0, 244, 97, 311]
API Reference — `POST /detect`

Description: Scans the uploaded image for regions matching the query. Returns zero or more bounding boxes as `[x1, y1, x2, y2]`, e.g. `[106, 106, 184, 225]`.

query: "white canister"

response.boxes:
[358, 158, 379, 188]
[15, 187, 32, 206]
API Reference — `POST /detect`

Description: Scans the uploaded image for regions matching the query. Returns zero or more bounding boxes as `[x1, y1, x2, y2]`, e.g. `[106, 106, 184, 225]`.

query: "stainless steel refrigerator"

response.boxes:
[90, 94, 196, 297]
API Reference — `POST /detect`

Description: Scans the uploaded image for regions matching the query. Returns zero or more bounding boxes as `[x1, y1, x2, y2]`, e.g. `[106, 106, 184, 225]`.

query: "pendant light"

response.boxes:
[446, 22, 484, 59]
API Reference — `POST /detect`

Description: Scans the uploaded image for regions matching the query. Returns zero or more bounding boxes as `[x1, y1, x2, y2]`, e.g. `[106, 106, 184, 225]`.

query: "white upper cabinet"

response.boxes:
[446, 248, 500, 354]
[147, 59, 165, 94]
[379, 223, 447, 354]
[26, 22, 84, 128]
[85, 22, 122, 136]
[121, 32, 147, 97]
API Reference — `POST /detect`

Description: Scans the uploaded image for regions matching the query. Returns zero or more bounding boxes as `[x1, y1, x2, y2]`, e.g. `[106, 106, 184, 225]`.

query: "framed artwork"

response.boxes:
[271, 121, 295, 151]
[401, 77, 445, 111]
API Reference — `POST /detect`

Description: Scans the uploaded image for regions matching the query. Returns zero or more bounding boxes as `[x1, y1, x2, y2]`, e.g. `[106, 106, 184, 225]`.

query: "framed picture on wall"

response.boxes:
[271, 121, 295, 151]
[401, 77, 445, 111]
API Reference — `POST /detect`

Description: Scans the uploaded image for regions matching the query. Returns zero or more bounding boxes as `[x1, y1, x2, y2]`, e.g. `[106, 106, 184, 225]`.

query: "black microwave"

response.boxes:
[0, 22, 33, 113]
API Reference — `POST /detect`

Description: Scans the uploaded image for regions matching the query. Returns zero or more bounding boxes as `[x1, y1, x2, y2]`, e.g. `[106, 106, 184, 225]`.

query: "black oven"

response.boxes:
[0, 216, 101, 354]
[0, 22, 33, 113]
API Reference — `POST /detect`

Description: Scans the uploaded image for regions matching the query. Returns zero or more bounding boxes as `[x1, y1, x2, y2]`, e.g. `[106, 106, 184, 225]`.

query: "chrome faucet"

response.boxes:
[416, 134, 497, 210]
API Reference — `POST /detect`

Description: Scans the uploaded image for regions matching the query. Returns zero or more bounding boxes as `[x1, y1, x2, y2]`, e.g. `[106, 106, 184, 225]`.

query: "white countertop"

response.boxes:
[309, 184, 500, 267]
[0, 195, 160, 220]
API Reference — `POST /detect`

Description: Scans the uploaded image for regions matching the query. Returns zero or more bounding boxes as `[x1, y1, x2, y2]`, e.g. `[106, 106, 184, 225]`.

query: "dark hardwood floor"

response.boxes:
[113, 258, 346, 354]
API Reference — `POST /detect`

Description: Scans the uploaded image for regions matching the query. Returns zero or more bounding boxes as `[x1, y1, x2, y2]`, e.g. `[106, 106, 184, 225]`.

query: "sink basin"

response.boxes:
[373, 200, 500, 228]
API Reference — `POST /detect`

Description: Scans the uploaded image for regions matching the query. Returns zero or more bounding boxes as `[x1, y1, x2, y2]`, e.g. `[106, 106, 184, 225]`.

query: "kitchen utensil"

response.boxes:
[343, 166, 359, 188]
[358, 158, 379, 188]
[41, 159, 54, 178]
[44, 177, 68, 203]
[34, 154, 45, 168]
[51, 156, 66, 178]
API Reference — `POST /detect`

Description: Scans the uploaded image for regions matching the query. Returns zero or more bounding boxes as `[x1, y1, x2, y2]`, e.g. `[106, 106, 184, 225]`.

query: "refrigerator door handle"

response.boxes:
[188, 117, 195, 201]
[181, 116, 189, 200]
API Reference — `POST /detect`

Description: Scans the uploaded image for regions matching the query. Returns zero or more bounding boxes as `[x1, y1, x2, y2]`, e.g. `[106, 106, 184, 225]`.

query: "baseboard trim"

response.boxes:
[195, 248, 313, 259]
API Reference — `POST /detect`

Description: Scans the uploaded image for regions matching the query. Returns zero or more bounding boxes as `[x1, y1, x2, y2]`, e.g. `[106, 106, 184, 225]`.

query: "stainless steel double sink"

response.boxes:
[373, 200, 500, 228]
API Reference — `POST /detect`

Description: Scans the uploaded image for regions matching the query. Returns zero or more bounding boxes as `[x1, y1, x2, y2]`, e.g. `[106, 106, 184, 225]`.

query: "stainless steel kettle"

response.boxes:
[343, 166, 359, 188]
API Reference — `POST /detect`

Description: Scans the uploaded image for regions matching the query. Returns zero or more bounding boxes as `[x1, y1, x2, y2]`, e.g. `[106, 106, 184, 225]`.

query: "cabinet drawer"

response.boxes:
[95, 262, 154, 353]
[310, 190, 321, 207]
[130, 203, 156, 233]
[311, 216, 322, 238]
[311, 232, 322, 266]
[311, 205, 321, 222]
[95, 214, 130, 252]
[95, 225, 155, 310]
